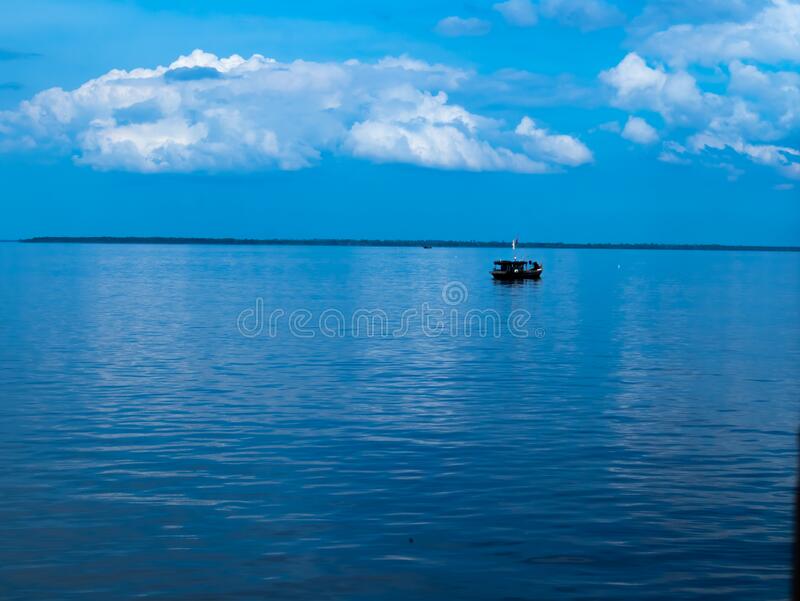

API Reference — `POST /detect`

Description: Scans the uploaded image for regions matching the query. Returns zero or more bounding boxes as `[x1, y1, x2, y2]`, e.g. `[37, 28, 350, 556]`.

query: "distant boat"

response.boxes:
[423, 245, 432, 249]
[492, 238, 543, 280]
[491, 260, 542, 280]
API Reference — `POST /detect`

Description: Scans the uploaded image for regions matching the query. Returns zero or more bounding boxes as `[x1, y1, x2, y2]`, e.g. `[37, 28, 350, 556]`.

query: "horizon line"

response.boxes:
[16, 237, 800, 252]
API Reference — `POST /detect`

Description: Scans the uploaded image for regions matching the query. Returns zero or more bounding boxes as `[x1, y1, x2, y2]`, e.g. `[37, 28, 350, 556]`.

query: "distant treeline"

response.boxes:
[19, 237, 800, 252]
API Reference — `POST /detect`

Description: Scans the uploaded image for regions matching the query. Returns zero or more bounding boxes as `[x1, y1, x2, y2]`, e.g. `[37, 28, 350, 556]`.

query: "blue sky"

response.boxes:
[0, 0, 798, 244]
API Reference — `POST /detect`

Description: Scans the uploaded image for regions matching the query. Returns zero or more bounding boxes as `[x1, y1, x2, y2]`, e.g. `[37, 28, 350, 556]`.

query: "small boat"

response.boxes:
[491, 260, 543, 280]
[491, 237, 543, 280]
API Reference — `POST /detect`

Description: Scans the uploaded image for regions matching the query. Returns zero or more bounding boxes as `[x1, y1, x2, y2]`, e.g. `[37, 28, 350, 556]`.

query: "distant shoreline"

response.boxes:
[17, 237, 800, 252]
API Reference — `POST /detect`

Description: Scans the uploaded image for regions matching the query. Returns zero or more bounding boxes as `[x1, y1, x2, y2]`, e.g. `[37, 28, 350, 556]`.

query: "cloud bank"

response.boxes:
[0, 50, 593, 175]
[3, 1, 798, 183]
[599, 1, 800, 180]
[639, 0, 800, 67]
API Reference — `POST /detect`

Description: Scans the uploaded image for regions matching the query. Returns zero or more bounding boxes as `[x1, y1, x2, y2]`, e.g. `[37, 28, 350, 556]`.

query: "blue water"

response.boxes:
[0, 243, 797, 600]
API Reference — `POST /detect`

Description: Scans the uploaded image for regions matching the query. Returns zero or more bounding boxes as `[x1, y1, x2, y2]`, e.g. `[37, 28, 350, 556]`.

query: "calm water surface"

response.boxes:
[0, 243, 797, 600]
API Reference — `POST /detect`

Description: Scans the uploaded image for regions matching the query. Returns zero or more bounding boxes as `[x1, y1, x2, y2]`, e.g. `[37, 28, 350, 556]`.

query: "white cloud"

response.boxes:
[435, 16, 492, 37]
[599, 53, 714, 126]
[688, 131, 800, 179]
[540, 0, 624, 31]
[621, 116, 659, 144]
[346, 87, 546, 173]
[515, 116, 593, 166]
[348, 121, 546, 174]
[640, 0, 800, 67]
[599, 47, 800, 179]
[727, 61, 800, 133]
[600, 53, 666, 100]
[493, 0, 538, 27]
[0, 49, 592, 175]
[375, 55, 472, 89]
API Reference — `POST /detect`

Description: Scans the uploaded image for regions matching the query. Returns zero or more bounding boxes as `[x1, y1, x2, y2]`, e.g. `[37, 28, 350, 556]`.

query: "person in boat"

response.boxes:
[532, 261, 540, 270]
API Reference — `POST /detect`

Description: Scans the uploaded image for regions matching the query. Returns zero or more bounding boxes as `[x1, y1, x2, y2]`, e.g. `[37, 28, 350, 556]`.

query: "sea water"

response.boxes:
[0, 243, 797, 600]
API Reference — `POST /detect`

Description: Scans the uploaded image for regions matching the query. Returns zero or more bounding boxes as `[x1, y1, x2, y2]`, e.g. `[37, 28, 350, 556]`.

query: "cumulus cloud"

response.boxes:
[539, 0, 624, 31]
[599, 44, 800, 179]
[639, 0, 800, 67]
[515, 116, 593, 166]
[435, 16, 491, 37]
[0, 49, 592, 175]
[346, 87, 546, 173]
[621, 116, 659, 144]
[727, 61, 800, 133]
[493, 0, 538, 27]
[599, 52, 714, 126]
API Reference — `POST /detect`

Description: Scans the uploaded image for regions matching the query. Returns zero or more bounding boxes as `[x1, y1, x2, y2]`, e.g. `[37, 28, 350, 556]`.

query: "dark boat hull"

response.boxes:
[491, 268, 542, 281]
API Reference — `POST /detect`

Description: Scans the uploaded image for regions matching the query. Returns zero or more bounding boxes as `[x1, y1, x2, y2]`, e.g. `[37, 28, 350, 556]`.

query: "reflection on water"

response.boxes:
[0, 243, 797, 600]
